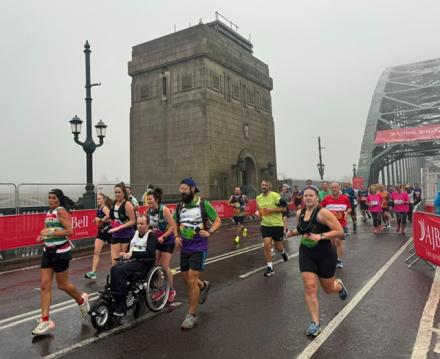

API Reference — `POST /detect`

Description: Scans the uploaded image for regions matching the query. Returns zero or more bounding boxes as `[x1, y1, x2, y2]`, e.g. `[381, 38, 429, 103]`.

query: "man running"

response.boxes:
[256, 180, 289, 277]
[280, 184, 292, 233]
[319, 181, 331, 201]
[413, 183, 423, 207]
[174, 178, 221, 330]
[292, 185, 302, 210]
[320, 182, 351, 268]
[342, 182, 357, 233]
[358, 184, 371, 222]
[228, 187, 249, 244]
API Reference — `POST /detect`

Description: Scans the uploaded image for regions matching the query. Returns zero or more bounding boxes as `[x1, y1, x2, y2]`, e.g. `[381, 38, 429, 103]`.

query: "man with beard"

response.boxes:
[174, 178, 221, 330]
[256, 180, 289, 277]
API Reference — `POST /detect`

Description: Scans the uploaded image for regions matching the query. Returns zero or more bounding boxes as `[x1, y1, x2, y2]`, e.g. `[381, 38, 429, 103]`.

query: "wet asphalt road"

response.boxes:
[0, 216, 436, 359]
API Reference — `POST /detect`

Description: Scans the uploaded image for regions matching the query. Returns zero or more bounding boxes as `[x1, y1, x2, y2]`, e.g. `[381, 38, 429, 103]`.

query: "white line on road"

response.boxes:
[297, 238, 412, 359]
[411, 266, 440, 359]
[239, 252, 299, 279]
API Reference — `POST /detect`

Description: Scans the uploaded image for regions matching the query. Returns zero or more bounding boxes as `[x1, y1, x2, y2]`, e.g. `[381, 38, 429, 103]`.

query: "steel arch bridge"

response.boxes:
[358, 58, 440, 186]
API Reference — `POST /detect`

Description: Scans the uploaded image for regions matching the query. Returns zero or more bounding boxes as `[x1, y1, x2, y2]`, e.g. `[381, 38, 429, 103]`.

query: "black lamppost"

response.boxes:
[317, 137, 325, 180]
[69, 41, 107, 208]
[352, 163, 357, 178]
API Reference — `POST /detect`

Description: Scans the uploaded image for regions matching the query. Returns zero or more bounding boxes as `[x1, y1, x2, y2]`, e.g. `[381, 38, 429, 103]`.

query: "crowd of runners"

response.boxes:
[31, 178, 422, 338]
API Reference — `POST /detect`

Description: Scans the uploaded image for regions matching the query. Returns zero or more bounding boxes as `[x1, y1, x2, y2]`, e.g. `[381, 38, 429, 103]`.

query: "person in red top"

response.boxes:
[320, 182, 351, 269]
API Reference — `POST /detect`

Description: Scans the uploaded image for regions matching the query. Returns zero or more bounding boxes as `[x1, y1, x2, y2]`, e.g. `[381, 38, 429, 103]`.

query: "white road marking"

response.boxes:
[297, 238, 412, 359]
[411, 267, 440, 359]
[239, 252, 299, 279]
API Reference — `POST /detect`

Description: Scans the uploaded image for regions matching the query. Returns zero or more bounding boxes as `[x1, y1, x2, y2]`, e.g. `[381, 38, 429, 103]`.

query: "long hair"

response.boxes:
[49, 189, 75, 210]
[98, 193, 113, 209]
[114, 182, 129, 201]
[150, 187, 163, 205]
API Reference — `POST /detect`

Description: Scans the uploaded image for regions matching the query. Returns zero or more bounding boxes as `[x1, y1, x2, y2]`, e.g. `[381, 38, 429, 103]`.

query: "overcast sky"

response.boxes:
[1, 0, 439, 185]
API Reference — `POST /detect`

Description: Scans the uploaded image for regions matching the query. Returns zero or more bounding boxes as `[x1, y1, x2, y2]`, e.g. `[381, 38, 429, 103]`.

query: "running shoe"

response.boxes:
[264, 267, 274, 277]
[167, 289, 176, 303]
[181, 313, 198, 330]
[32, 318, 55, 335]
[243, 228, 248, 237]
[306, 321, 321, 337]
[281, 251, 289, 262]
[79, 293, 90, 318]
[152, 289, 166, 302]
[336, 260, 344, 268]
[84, 271, 96, 280]
[199, 281, 211, 304]
[234, 236, 240, 244]
[336, 279, 348, 300]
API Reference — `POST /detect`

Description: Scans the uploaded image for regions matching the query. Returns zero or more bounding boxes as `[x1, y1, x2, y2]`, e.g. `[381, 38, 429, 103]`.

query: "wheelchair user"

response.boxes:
[110, 214, 157, 316]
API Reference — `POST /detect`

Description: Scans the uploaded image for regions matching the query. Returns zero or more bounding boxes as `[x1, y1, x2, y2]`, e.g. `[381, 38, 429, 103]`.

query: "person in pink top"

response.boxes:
[367, 185, 383, 234]
[391, 184, 410, 235]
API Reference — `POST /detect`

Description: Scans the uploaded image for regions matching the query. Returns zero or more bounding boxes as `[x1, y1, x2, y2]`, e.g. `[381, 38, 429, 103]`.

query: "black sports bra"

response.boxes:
[296, 206, 330, 234]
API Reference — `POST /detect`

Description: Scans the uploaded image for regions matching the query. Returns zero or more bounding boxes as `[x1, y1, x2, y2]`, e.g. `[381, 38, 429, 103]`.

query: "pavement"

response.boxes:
[0, 215, 438, 359]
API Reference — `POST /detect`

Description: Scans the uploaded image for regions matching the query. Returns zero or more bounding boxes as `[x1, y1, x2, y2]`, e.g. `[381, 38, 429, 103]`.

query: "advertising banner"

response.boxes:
[375, 125, 440, 145]
[413, 211, 440, 266]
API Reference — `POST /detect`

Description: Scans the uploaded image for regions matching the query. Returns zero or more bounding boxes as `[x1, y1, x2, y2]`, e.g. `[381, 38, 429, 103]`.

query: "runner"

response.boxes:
[379, 184, 391, 229]
[413, 183, 423, 207]
[342, 182, 357, 233]
[286, 185, 348, 337]
[256, 180, 289, 277]
[292, 185, 303, 211]
[141, 184, 155, 205]
[320, 182, 351, 268]
[358, 184, 371, 222]
[32, 189, 89, 335]
[108, 183, 136, 265]
[228, 186, 249, 244]
[319, 181, 331, 201]
[174, 178, 221, 330]
[146, 187, 179, 303]
[367, 185, 383, 234]
[406, 185, 414, 223]
[126, 185, 139, 212]
[280, 184, 292, 234]
[85, 193, 112, 279]
[391, 184, 410, 235]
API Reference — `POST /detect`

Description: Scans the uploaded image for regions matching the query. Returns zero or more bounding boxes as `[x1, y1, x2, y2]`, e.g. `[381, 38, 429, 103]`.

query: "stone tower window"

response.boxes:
[181, 73, 193, 90]
[212, 73, 220, 91]
[140, 84, 151, 101]
[247, 88, 254, 105]
[232, 83, 240, 100]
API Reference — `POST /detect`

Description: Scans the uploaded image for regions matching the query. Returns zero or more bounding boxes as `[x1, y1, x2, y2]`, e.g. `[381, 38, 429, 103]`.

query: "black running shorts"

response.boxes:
[41, 251, 72, 273]
[261, 226, 284, 242]
[180, 251, 207, 272]
[299, 241, 337, 278]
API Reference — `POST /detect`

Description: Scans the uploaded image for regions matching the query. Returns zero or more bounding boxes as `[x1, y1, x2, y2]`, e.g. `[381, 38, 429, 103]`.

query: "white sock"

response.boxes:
[267, 262, 273, 268]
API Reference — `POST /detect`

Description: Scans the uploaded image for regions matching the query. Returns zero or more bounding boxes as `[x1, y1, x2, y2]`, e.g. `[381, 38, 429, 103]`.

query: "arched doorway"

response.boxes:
[236, 150, 258, 198]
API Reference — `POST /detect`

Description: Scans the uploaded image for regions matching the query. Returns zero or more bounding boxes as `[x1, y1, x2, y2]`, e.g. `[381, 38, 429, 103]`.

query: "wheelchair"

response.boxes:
[89, 263, 170, 330]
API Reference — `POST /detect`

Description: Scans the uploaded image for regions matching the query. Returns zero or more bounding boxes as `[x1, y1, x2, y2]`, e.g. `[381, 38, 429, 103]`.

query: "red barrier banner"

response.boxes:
[413, 211, 440, 266]
[352, 177, 364, 190]
[375, 124, 440, 145]
[0, 200, 259, 251]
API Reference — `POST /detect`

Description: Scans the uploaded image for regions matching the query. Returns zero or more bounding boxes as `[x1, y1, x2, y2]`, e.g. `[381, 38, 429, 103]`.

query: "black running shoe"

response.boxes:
[282, 251, 288, 262]
[264, 267, 274, 277]
[199, 281, 211, 304]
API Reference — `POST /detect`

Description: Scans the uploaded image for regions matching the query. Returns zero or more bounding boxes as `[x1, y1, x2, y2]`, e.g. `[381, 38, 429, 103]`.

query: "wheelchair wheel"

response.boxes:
[145, 266, 169, 312]
[90, 299, 112, 330]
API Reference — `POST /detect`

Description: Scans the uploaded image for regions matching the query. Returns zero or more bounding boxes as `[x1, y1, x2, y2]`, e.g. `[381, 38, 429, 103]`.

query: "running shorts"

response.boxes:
[41, 251, 72, 273]
[157, 242, 175, 254]
[299, 241, 336, 278]
[233, 216, 245, 225]
[97, 230, 112, 243]
[261, 226, 284, 242]
[180, 251, 207, 272]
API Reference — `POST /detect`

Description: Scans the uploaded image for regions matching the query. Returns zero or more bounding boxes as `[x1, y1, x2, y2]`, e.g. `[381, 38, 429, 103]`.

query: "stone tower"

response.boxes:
[128, 20, 277, 199]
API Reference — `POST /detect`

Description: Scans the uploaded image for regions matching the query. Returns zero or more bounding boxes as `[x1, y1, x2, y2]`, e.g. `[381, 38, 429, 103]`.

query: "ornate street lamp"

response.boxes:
[69, 41, 106, 208]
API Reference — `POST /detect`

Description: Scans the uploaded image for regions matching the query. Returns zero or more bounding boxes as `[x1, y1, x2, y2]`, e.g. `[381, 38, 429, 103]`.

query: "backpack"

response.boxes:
[175, 197, 212, 230]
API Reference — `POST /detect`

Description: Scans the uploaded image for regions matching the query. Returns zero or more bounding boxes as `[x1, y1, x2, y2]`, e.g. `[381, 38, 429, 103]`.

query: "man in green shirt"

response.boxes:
[319, 181, 331, 201]
[256, 180, 289, 277]
[174, 178, 221, 330]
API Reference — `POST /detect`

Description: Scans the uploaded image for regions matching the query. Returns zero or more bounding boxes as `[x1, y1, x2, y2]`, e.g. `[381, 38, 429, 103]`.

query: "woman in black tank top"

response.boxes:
[286, 185, 348, 337]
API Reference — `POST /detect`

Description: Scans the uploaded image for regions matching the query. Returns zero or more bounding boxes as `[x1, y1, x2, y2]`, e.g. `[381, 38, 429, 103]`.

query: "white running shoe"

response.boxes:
[79, 293, 90, 318]
[32, 318, 55, 335]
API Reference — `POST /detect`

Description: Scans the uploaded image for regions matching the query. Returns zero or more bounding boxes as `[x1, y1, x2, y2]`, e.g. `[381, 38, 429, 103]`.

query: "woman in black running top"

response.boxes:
[286, 186, 348, 337]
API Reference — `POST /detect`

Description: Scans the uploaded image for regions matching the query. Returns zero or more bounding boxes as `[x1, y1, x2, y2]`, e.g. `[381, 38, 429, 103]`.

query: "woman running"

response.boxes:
[108, 182, 136, 265]
[367, 185, 383, 234]
[146, 187, 179, 303]
[32, 189, 89, 335]
[287, 186, 348, 337]
[85, 193, 112, 279]
[391, 184, 410, 235]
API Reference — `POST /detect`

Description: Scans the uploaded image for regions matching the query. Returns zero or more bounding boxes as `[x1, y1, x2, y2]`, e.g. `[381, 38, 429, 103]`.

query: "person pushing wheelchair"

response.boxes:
[110, 214, 157, 316]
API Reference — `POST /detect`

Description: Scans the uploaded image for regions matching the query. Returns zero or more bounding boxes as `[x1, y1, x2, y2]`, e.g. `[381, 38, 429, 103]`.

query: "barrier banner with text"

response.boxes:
[0, 200, 259, 251]
[413, 211, 440, 266]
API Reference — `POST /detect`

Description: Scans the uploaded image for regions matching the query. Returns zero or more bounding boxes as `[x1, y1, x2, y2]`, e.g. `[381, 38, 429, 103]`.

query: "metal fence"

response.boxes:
[0, 182, 222, 215]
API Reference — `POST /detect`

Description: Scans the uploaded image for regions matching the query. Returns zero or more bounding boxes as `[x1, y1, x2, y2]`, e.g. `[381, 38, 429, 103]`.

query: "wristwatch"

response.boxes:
[320, 233, 325, 241]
